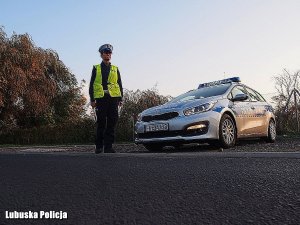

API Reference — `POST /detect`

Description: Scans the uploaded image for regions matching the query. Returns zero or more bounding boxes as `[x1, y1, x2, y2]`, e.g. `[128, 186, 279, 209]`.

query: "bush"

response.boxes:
[0, 118, 95, 145]
[116, 87, 172, 142]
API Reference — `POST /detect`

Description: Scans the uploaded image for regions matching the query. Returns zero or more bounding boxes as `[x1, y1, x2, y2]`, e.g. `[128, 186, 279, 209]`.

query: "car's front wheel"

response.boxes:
[143, 143, 164, 152]
[219, 114, 237, 148]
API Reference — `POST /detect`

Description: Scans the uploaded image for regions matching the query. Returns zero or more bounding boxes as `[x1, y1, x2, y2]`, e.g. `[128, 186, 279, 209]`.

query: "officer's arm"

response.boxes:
[117, 69, 123, 100]
[89, 66, 96, 106]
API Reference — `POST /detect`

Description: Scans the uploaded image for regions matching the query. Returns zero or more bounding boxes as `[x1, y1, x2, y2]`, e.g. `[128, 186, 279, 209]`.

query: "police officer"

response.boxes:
[89, 44, 123, 154]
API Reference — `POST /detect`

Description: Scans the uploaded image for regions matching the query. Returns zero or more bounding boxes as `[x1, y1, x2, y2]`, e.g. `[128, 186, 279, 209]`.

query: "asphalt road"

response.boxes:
[0, 152, 299, 225]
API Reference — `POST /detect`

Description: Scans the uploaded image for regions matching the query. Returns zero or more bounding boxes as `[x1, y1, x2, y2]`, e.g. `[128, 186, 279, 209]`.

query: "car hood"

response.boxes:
[141, 96, 222, 115]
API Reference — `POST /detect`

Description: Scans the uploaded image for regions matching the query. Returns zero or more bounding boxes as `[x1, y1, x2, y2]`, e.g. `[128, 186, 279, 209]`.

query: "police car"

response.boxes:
[135, 77, 276, 151]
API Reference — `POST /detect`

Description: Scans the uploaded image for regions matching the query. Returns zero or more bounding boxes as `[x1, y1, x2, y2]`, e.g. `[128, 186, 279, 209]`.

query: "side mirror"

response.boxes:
[232, 93, 248, 102]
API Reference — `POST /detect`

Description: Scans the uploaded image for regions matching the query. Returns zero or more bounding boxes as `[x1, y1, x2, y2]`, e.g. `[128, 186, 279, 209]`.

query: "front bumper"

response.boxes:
[135, 111, 221, 144]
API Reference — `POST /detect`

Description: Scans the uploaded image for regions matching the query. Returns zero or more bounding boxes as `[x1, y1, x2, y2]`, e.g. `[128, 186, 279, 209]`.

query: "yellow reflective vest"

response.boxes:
[93, 64, 122, 98]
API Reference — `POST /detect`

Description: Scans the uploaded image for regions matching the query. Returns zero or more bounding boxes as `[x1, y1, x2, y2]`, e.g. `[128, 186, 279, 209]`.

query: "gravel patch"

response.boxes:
[0, 136, 300, 153]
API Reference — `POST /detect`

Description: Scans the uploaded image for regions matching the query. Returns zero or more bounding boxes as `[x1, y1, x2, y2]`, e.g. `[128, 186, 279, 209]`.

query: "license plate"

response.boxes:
[145, 123, 169, 132]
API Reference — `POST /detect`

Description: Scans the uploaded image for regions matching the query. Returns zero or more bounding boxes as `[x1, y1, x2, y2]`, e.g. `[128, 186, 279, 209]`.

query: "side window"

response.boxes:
[245, 87, 260, 102]
[254, 90, 266, 102]
[230, 86, 248, 100]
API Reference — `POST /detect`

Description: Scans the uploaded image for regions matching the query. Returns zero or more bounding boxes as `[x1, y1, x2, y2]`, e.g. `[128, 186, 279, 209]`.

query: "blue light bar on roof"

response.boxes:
[198, 77, 241, 89]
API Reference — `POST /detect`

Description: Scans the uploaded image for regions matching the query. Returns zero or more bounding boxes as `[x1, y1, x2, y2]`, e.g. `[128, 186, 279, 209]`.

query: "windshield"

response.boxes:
[169, 83, 231, 103]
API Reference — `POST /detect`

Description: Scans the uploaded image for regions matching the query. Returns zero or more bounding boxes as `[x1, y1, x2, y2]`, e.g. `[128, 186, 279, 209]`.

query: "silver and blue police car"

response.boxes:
[135, 77, 276, 151]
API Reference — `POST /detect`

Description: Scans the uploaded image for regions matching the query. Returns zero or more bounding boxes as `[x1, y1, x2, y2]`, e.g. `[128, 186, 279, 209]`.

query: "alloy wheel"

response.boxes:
[221, 118, 235, 145]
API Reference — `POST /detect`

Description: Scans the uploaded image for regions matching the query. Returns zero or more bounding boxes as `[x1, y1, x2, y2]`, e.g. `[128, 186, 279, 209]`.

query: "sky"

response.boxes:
[1, 0, 300, 103]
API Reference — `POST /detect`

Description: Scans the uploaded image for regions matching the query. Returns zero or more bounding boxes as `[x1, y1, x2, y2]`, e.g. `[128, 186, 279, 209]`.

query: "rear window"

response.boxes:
[169, 83, 231, 103]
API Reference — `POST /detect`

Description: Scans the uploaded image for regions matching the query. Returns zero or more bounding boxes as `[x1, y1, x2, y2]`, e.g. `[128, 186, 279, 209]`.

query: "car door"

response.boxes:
[244, 87, 268, 136]
[228, 85, 253, 137]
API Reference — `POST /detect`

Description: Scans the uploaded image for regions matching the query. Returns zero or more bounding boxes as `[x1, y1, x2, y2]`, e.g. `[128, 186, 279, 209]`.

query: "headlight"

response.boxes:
[183, 101, 217, 116]
[137, 113, 142, 122]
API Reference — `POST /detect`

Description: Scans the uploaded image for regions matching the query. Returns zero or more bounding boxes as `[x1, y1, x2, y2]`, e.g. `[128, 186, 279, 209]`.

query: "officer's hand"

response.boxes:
[91, 101, 96, 108]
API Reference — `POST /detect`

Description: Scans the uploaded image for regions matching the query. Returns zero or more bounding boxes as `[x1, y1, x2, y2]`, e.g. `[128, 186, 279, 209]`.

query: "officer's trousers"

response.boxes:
[95, 95, 119, 149]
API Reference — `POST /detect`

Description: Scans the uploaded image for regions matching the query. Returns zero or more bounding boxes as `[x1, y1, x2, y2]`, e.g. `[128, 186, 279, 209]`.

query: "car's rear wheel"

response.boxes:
[143, 143, 164, 152]
[266, 119, 276, 143]
[219, 114, 236, 148]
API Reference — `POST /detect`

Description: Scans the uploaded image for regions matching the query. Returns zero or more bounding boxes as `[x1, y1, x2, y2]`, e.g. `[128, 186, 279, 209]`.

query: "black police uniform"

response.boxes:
[89, 62, 123, 152]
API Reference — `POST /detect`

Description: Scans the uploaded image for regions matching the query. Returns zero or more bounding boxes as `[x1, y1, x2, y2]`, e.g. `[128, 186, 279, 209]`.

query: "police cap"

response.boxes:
[99, 44, 113, 53]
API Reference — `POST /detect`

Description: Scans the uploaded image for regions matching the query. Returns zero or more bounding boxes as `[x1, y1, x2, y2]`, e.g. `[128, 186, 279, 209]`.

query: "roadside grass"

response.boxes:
[0, 141, 135, 148]
[1, 134, 300, 149]
[277, 133, 300, 140]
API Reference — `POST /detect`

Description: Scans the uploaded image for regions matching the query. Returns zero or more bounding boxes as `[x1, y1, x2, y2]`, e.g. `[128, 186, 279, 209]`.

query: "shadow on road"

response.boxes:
[128, 138, 270, 154]
[128, 143, 221, 154]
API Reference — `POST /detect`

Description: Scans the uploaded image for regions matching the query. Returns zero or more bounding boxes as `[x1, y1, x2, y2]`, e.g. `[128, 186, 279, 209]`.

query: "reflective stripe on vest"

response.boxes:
[93, 64, 122, 98]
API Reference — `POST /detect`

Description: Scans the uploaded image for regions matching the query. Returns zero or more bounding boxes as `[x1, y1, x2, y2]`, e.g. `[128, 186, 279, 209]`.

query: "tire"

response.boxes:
[143, 143, 164, 152]
[218, 114, 237, 148]
[266, 119, 276, 143]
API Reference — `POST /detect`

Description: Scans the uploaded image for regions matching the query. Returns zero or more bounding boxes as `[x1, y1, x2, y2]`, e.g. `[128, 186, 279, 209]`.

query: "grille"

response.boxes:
[142, 112, 179, 122]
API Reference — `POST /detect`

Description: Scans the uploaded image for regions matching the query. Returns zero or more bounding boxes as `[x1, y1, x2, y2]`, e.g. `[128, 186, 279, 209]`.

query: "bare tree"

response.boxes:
[273, 69, 300, 133]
